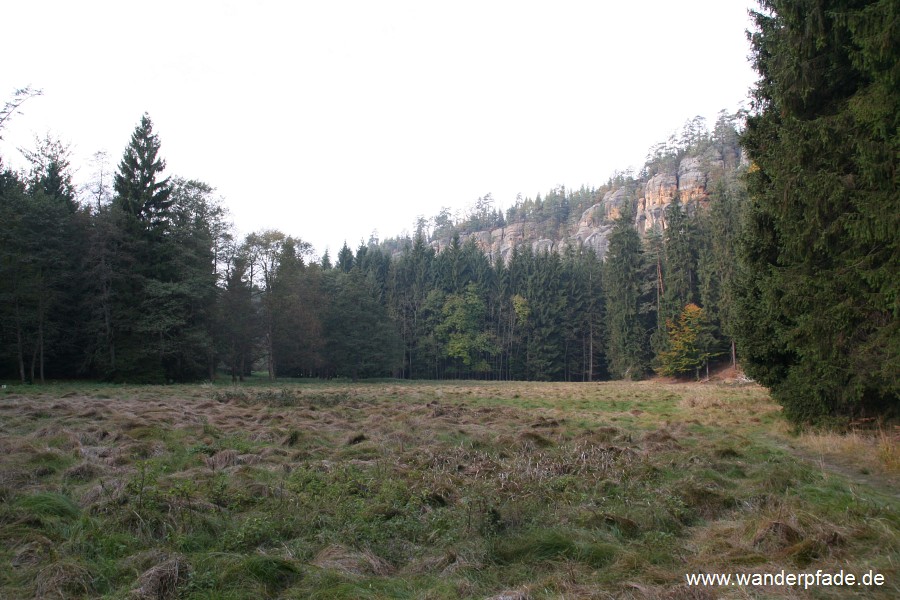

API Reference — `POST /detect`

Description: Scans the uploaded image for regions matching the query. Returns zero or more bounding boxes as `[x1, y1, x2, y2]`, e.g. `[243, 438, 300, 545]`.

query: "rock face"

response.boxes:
[429, 150, 727, 262]
[637, 172, 676, 234]
[678, 156, 708, 202]
[644, 172, 678, 209]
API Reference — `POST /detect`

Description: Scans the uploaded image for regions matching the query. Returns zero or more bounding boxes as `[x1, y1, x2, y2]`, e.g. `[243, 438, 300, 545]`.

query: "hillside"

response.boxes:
[386, 112, 746, 262]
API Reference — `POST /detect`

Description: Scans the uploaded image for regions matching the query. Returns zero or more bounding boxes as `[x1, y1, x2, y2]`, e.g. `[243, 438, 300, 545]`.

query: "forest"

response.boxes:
[1, 0, 897, 425]
[0, 112, 747, 384]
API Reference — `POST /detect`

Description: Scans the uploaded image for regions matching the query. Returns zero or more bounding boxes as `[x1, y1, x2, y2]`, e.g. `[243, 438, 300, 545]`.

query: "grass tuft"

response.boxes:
[16, 491, 80, 520]
[242, 554, 300, 590]
[490, 529, 618, 568]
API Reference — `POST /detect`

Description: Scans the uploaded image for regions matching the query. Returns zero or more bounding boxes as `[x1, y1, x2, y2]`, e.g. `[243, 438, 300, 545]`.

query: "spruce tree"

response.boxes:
[114, 113, 172, 223]
[737, 0, 899, 422]
[217, 253, 256, 381]
[604, 209, 651, 379]
[323, 270, 402, 380]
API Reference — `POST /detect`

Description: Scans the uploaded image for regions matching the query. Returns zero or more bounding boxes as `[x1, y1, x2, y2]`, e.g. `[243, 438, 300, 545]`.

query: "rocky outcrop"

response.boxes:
[532, 239, 555, 254]
[677, 156, 708, 202]
[426, 149, 731, 262]
[643, 172, 678, 209]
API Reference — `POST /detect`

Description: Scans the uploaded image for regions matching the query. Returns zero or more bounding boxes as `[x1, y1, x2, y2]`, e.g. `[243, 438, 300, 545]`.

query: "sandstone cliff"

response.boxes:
[427, 144, 743, 262]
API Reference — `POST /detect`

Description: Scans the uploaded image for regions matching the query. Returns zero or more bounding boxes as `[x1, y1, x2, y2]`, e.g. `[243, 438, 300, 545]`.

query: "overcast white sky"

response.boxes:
[1, 0, 759, 257]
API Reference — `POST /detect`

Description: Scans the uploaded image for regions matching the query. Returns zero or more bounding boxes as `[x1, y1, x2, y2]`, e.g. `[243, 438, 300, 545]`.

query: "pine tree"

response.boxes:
[661, 196, 698, 315]
[271, 237, 323, 377]
[697, 176, 747, 369]
[2, 137, 88, 381]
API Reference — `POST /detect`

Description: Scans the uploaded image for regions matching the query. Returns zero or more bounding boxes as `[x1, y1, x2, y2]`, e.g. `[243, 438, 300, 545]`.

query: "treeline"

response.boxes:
[1, 116, 227, 383]
[1, 108, 748, 384]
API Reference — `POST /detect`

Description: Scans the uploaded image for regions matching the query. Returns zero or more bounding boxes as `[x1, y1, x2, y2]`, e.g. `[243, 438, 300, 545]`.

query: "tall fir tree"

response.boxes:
[736, 0, 899, 422]
[604, 209, 651, 379]
[114, 113, 173, 224]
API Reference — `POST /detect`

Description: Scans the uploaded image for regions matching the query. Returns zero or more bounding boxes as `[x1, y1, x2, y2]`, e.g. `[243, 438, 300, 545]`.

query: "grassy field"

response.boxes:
[0, 379, 896, 599]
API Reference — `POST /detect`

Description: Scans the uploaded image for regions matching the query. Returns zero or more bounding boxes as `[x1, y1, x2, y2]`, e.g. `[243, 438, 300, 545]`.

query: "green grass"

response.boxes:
[0, 380, 896, 598]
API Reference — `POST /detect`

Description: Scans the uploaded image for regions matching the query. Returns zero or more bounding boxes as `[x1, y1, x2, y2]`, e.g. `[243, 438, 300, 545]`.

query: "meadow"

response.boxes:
[0, 379, 896, 599]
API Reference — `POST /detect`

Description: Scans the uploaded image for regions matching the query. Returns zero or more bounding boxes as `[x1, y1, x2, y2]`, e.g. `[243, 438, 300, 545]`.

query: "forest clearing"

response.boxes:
[0, 379, 896, 599]
[1, 0, 897, 597]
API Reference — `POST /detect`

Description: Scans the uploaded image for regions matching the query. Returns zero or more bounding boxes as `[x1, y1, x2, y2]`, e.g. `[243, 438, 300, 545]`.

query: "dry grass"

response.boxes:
[312, 544, 396, 577]
[796, 427, 900, 476]
[130, 554, 189, 600]
[34, 559, 94, 599]
[0, 379, 896, 599]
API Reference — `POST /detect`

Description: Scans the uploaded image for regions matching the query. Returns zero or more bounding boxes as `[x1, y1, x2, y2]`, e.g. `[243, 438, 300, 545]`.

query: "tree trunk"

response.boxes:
[15, 301, 26, 384]
[656, 256, 664, 329]
[267, 325, 275, 380]
[30, 341, 38, 384]
[588, 321, 594, 382]
[100, 255, 115, 371]
[38, 317, 45, 384]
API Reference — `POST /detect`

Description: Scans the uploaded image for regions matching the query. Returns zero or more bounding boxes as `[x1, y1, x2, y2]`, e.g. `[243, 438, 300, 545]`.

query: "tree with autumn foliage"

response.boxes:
[656, 303, 716, 380]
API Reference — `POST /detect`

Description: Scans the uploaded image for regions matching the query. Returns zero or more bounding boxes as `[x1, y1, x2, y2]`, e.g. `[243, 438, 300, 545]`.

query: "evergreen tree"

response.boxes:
[271, 237, 323, 377]
[697, 176, 747, 368]
[88, 116, 222, 382]
[661, 196, 698, 315]
[336, 242, 354, 273]
[156, 179, 220, 380]
[604, 209, 651, 379]
[737, 0, 899, 422]
[523, 250, 566, 380]
[390, 234, 436, 379]
[0, 137, 88, 381]
[0, 168, 35, 381]
[651, 195, 700, 364]
[320, 249, 333, 270]
[323, 270, 402, 380]
[113, 113, 173, 224]
[21, 134, 78, 212]
[217, 252, 256, 381]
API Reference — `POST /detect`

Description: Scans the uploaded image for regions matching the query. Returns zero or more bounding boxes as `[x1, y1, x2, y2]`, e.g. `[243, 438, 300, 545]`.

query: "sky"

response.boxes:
[1, 0, 759, 258]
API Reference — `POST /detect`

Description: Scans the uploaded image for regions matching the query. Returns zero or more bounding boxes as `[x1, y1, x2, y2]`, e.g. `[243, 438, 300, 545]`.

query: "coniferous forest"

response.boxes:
[0, 113, 747, 384]
[1, 0, 897, 425]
